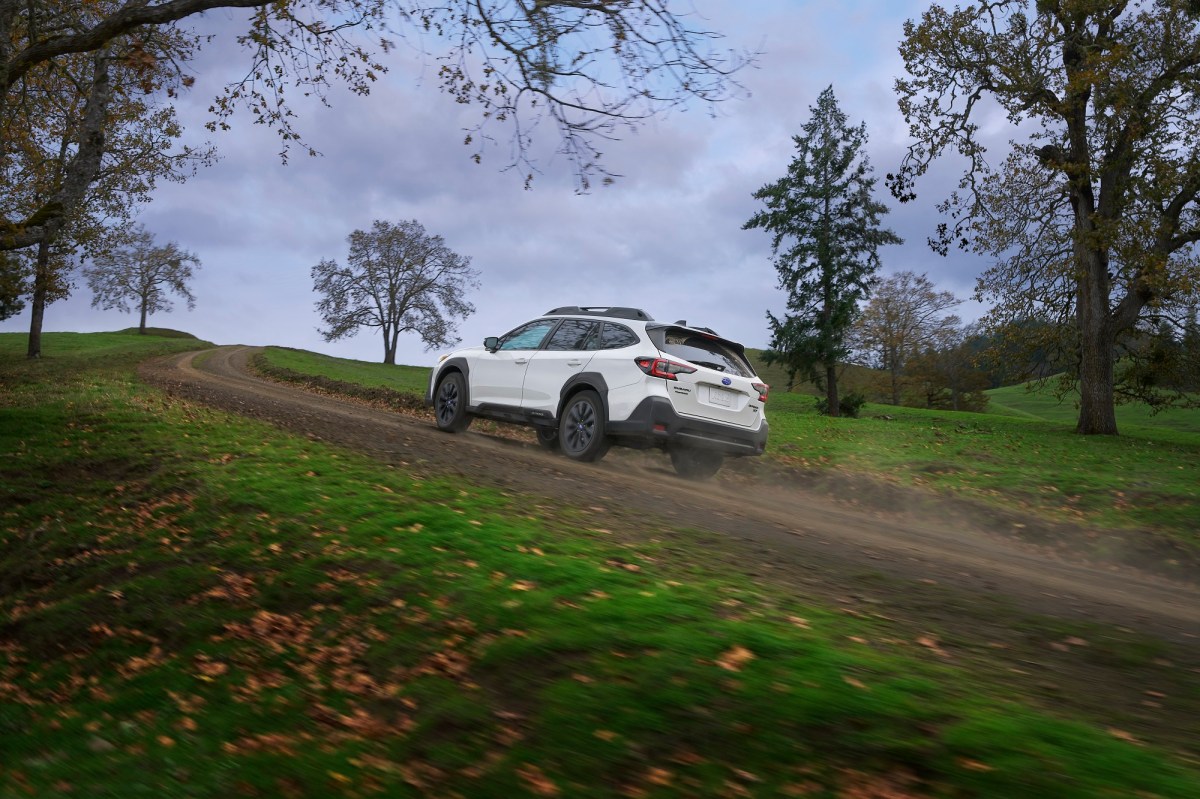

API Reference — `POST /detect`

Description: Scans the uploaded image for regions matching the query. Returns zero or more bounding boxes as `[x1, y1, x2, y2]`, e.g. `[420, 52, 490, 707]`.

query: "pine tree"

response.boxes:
[744, 86, 901, 416]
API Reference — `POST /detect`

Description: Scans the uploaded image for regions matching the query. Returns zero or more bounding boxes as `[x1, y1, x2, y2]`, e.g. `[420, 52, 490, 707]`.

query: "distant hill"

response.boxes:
[116, 327, 201, 339]
[986, 381, 1200, 434]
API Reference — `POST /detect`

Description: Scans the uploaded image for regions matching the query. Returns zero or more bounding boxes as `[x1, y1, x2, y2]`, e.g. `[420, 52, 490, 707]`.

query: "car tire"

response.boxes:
[558, 391, 609, 462]
[433, 371, 472, 433]
[535, 426, 560, 453]
[670, 447, 724, 480]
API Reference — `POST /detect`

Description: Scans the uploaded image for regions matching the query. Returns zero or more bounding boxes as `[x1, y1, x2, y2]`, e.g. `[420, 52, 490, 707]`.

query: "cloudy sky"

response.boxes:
[3, 0, 998, 366]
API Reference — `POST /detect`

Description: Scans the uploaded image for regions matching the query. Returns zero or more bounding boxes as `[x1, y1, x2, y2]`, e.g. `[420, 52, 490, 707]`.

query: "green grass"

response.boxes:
[259, 347, 1200, 547]
[4, 332, 1199, 797]
[987, 381, 1200, 434]
[262, 346, 432, 395]
[764, 393, 1200, 544]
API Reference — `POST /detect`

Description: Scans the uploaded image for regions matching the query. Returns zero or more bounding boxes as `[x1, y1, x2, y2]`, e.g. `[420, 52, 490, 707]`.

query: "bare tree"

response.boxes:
[84, 225, 200, 333]
[312, 219, 479, 364]
[849, 271, 961, 405]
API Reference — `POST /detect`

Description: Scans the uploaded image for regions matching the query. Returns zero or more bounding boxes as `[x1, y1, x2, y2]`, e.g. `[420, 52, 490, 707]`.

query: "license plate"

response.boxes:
[707, 386, 735, 408]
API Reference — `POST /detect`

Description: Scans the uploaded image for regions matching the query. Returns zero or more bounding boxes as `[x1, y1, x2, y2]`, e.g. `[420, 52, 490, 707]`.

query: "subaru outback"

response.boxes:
[426, 306, 768, 479]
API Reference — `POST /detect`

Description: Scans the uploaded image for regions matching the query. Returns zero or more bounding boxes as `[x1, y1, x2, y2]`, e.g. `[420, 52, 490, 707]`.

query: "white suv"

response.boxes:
[426, 307, 769, 478]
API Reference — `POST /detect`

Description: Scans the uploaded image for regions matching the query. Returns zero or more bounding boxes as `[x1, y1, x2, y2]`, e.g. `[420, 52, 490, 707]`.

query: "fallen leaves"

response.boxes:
[842, 676, 870, 691]
[516, 764, 560, 796]
[1107, 727, 1139, 744]
[716, 645, 755, 672]
[193, 656, 229, 679]
[916, 635, 950, 658]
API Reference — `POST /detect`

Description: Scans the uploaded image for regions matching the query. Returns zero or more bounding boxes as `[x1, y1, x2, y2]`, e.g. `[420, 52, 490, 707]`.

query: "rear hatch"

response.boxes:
[646, 325, 765, 428]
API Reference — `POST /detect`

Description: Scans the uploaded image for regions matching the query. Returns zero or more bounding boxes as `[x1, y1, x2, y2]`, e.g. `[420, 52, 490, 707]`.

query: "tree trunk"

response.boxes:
[1075, 245, 1119, 435]
[1076, 316, 1118, 435]
[139, 301, 148, 333]
[383, 329, 397, 365]
[825, 362, 839, 418]
[26, 239, 50, 358]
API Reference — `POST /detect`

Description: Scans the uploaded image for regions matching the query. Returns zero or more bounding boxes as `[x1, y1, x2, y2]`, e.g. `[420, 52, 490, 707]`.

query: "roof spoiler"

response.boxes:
[672, 320, 720, 336]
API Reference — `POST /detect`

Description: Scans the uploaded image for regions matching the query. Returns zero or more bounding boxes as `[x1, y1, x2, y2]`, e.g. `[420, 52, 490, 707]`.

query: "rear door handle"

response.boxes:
[567, 359, 583, 367]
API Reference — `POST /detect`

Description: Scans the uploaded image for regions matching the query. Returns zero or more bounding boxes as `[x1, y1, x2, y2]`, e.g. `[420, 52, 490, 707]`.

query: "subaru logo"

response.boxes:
[721, 377, 732, 386]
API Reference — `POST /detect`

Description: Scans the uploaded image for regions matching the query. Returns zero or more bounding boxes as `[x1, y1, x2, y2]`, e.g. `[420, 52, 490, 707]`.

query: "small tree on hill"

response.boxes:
[905, 326, 992, 412]
[744, 86, 901, 417]
[84, 225, 200, 333]
[849, 271, 962, 405]
[312, 219, 479, 364]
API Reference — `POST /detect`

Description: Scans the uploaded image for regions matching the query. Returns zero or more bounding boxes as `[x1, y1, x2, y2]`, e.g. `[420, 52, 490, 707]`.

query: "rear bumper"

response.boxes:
[606, 397, 768, 456]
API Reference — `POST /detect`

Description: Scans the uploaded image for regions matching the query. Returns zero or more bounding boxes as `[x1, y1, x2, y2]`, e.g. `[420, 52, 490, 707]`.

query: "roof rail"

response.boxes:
[544, 306, 654, 321]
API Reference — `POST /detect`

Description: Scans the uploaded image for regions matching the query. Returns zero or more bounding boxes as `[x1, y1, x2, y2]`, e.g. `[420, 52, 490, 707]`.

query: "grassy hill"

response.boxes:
[986, 381, 1200, 434]
[2, 331, 1200, 797]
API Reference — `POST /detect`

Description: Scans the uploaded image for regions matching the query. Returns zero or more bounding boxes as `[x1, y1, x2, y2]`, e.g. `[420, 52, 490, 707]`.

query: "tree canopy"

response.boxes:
[745, 86, 901, 416]
[0, 1, 752, 255]
[892, 0, 1200, 434]
[312, 219, 479, 364]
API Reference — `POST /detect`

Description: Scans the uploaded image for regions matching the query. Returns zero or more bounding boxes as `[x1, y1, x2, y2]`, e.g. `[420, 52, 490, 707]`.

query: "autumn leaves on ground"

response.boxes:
[2, 332, 1199, 798]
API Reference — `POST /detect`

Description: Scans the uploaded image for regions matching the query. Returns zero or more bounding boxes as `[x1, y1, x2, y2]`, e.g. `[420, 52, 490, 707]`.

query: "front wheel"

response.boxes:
[559, 391, 609, 462]
[670, 447, 724, 480]
[433, 372, 472, 433]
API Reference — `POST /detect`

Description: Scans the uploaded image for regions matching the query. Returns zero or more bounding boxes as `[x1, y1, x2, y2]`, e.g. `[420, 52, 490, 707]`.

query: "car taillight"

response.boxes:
[752, 382, 769, 403]
[635, 357, 697, 380]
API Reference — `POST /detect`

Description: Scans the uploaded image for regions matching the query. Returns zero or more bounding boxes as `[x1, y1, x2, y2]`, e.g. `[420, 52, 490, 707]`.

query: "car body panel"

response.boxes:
[522, 349, 596, 413]
[469, 350, 532, 407]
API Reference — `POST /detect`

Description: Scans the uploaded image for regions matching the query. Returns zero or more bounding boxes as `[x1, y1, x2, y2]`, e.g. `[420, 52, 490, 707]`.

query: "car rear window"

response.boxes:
[655, 329, 754, 377]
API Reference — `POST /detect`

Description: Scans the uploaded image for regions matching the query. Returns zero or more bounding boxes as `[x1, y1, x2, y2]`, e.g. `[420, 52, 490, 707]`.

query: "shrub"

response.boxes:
[814, 391, 866, 418]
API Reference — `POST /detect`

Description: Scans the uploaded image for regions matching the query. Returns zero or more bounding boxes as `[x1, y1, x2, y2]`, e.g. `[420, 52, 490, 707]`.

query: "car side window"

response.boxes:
[596, 323, 639, 350]
[544, 320, 598, 351]
[498, 320, 557, 351]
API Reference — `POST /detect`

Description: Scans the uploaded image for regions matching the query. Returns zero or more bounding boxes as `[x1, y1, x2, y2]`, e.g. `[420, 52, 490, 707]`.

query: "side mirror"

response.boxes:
[484, 336, 500, 351]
